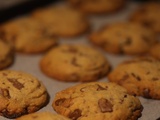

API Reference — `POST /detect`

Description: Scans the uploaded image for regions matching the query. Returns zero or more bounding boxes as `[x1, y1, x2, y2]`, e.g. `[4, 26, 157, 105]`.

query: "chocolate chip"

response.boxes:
[131, 73, 141, 81]
[124, 37, 132, 45]
[152, 77, 159, 81]
[7, 78, 24, 90]
[0, 88, 10, 99]
[96, 84, 108, 91]
[68, 109, 82, 120]
[55, 98, 66, 106]
[98, 98, 113, 113]
[143, 88, 151, 98]
[71, 57, 81, 67]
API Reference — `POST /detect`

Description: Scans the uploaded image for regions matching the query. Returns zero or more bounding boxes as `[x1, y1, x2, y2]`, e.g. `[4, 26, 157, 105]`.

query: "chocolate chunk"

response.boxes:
[0, 88, 10, 99]
[152, 77, 159, 81]
[71, 57, 81, 67]
[7, 78, 24, 90]
[143, 88, 151, 98]
[131, 73, 141, 81]
[96, 84, 108, 91]
[55, 98, 66, 106]
[98, 98, 113, 113]
[124, 37, 132, 45]
[68, 109, 82, 120]
[121, 74, 129, 81]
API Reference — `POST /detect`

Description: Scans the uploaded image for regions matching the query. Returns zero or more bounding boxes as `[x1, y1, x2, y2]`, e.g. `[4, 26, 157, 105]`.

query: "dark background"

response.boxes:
[0, 0, 158, 23]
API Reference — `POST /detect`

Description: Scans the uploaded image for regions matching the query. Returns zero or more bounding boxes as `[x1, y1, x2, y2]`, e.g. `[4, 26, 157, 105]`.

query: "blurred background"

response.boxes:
[0, 0, 159, 23]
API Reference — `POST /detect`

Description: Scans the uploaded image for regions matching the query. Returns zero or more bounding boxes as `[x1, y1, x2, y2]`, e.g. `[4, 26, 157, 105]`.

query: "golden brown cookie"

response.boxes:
[0, 39, 14, 69]
[40, 44, 110, 82]
[149, 42, 160, 60]
[16, 112, 71, 120]
[32, 6, 90, 37]
[0, 17, 57, 54]
[52, 82, 143, 120]
[108, 57, 160, 99]
[89, 22, 157, 55]
[67, 0, 126, 14]
[130, 2, 160, 34]
[0, 70, 48, 118]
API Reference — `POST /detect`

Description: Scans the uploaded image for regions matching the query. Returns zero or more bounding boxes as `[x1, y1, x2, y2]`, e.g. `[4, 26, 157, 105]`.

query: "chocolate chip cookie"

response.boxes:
[130, 2, 160, 34]
[32, 6, 90, 37]
[0, 17, 57, 54]
[67, 0, 126, 14]
[108, 57, 160, 99]
[0, 39, 14, 69]
[52, 82, 143, 120]
[16, 112, 71, 120]
[89, 22, 157, 55]
[40, 44, 110, 82]
[0, 70, 48, 118]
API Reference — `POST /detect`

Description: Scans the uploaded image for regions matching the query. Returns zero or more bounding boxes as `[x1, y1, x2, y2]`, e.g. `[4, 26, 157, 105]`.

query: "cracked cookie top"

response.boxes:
[89, 22, 157, 55]
[40, 44, 111, 82]
[0, 70, 48, 118]
[108, 57, 160, 99]
[52, 82, 143, 120]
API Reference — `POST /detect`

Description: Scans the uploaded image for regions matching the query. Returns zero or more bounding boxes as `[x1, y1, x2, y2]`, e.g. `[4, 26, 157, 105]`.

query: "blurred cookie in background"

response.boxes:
[89, 22, 157, 55]
[0, 17, 57, 54]
[32, 5, 90, 38]
[149, 42, 160, 60]
[40, 44, 111, 82]
[0, 39, 14, 69]
[108, 57, 160, 99]
[66, 0, 126, 14]
[130, 2, 160, 34]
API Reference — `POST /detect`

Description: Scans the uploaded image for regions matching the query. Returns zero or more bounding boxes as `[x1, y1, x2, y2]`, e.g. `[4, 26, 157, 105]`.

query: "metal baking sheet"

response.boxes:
[0, 1, 160, 120]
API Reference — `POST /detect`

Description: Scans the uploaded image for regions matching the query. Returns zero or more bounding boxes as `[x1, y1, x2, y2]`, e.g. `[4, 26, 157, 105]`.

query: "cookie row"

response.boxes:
[0, 2, 159, 71]
[0, 70, 143, 119]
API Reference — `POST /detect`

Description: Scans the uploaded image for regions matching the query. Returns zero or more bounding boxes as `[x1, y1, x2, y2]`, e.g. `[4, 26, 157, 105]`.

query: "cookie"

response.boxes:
[40, 44, 110, 82]
[67, 0, 126, 14]
[16, 112, 71, 120]
[32, 6, 90, 37]
[0, 70, 48, 118]
[0, 39, 14, 70]
[0, 17, 57, 54]
[130, 2, 160, 34]
[149, 42, 160, 60]
[52, 82, 143, 120]
[89, 22, 157, 55]
[108, 57, 160, 99]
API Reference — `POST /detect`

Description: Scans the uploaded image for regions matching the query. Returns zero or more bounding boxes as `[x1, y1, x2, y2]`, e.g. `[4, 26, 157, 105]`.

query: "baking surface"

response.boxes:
[0, 1, 160, 120]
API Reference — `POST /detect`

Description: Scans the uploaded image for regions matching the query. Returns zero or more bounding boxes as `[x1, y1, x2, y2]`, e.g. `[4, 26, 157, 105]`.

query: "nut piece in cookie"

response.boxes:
[32, 6, 90, 37]
[67, 0, 126, 14]
[0, 17, 57, 54]
[52, 82, 143, 120]
[0, 70, 49, 118]
[40, 44, 111, 82]
[130, 2, 160, 34]
[16, 112, 71, 120]
[89, 22, 157, 55]
[108, 57, 160, 99]
[0, 39, 14, 69]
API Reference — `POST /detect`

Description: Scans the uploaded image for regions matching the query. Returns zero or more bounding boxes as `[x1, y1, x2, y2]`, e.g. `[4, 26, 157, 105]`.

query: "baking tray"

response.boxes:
[0, 1, 160, 120]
